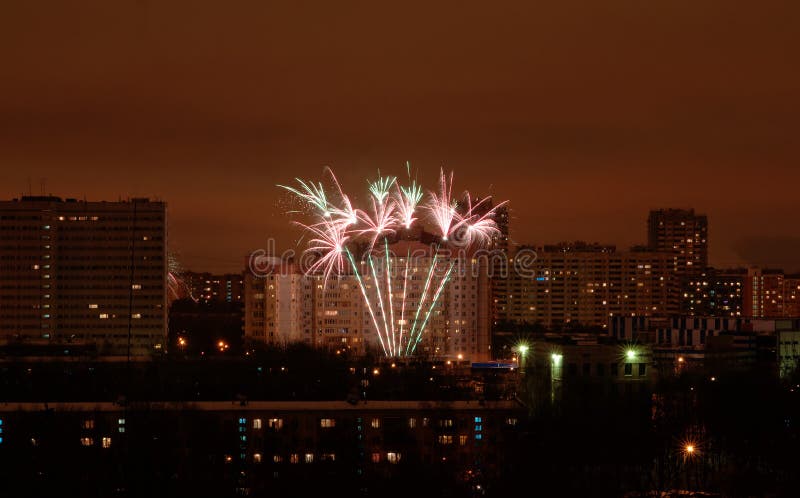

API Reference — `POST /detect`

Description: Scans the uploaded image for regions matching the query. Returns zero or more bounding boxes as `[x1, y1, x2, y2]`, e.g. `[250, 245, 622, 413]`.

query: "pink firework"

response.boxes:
[395, 180, 423, 230]
[457, 194, 508, 246]
[355, 197, 398, 250]
[426, 168, 459, 241]
[301, 217, 350, 284]
[325, 167, 358, 227]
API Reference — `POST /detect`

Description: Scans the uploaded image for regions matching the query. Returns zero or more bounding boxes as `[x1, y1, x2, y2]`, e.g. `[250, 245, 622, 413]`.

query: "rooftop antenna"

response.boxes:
[40, 177, 46, 196]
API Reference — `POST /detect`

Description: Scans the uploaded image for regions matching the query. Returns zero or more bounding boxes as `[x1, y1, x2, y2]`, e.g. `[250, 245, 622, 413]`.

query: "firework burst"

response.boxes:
[279, 166, 506, 358]
[426, 169, 460, 241]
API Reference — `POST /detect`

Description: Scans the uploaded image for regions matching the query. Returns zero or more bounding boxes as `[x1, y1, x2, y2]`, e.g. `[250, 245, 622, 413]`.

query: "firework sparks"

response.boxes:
[300, 217, 350, 285]
[368, 173, 396, 204]
[278, 178, 331, 217]
[280, 165, 507, 358]
[426, 168, 459, 241]
[457, 194, 509, 246]
[167, 253, 197, 303]
[355, 197, 398, 250]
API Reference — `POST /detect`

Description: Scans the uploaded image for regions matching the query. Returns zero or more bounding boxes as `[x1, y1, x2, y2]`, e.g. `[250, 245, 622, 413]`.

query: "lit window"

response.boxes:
[253, 419, 262, 429]
[370, 418, 381, 429]
[102, 437, 112, 448]
[439, 419, 453, 428]
[131, 284, 142, 290]
[304, 453, 314, 464]
[99, 314, 109, 319]
[321, 453, 335, 461]
[290, 454, 299, 464]
[320, 418, 335, 428]
[83, 419, 95, 429]
[505, 418, 518, 426]
[88, 304, 98, 309]
[437, 435, 453, 445]
[475, 434, 482, 440]
[474, 417, 482, 423]
[273, 455, 283, 463]
[268, 418, 283, 429]
[459, 435, 468, 445]
[408, 418, 417, 429]
[371, 452, 381, 463]
[387, 452, 401, 464]
[80, 437, 93, 446]
[253, 453, 262, 463]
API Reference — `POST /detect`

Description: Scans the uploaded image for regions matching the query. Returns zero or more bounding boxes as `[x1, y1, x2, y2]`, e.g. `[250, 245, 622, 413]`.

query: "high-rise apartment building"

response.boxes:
[682, 268, 746, 317]
[647, 208, 708, 277]
[744, 268, 800, 318]
[490, 204, 510, 328]
[497, 242, 678, 329]
[244, 241, 492, 361]
[0, 196, 167, 356]
[183, 271, 244, 304]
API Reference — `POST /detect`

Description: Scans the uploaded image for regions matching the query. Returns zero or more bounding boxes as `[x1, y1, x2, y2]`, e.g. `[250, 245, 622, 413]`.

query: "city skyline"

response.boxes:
[4, 189, 798, 275]
[2, 3, 799, 496]
[2, 1, 799, 273]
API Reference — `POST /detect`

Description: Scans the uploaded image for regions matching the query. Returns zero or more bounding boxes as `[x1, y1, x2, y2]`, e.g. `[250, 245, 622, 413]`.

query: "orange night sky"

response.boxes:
[1, 0, 798, 272]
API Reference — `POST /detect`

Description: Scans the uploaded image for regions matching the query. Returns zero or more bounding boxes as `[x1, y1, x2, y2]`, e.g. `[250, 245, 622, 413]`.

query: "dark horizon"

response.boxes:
[2, 0, 799, 273]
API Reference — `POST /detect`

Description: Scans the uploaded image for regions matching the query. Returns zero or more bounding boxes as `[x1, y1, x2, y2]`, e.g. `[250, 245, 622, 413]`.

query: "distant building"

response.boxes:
[778, 329, 800, 379]
[244, 241, 493, 361]
[682, 268, 746, 316]
[526, 334, 655, 401]
[744, 268, 800, 318]
[647, 208, 708, 278]
[0, 196, 167, 357]
[486, 204, 510, 329]
[496, 242, 679, 329]
[610, 315, 800, 377]
[183, 271, 244, 304]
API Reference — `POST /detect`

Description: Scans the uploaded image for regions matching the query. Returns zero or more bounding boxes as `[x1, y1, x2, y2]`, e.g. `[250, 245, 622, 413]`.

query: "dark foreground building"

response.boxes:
[0, 400, 522, 498]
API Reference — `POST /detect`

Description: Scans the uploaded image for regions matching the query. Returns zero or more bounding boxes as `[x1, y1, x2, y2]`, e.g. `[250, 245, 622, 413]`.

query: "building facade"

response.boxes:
[244, 242, 492, 361]
[744, 268, 800, 318]
[496, 242, 679, 329]
[682, 268, 746, 317]
[183, 271, 245, 304]
[647, 208, 708, 278]
[0, 196, 167, 357]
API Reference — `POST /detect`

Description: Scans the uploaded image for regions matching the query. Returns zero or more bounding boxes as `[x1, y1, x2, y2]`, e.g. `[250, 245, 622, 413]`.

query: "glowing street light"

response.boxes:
[178, 337, 187, 348]
[516, 342, 530, 373]
[626, 349, 636, 360]
[551, 353, 563, 366]
[685, 444, 695, 455]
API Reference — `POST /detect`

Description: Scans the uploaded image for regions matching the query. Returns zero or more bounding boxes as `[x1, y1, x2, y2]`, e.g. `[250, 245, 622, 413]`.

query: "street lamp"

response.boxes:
[517, 343, 529, 370]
